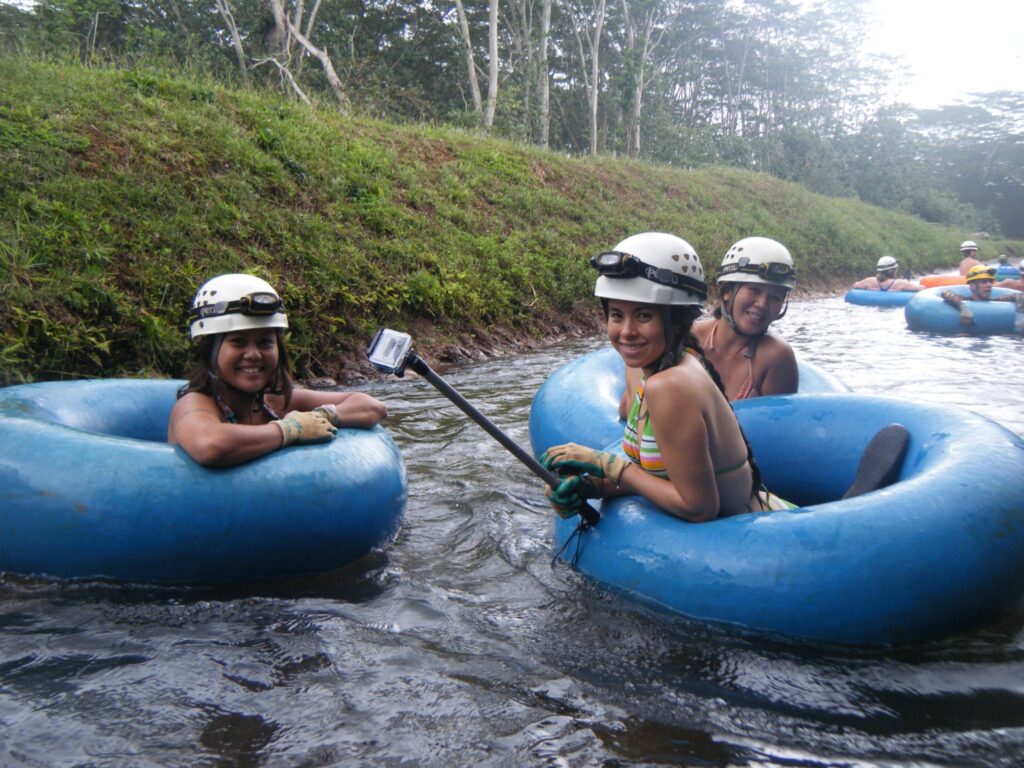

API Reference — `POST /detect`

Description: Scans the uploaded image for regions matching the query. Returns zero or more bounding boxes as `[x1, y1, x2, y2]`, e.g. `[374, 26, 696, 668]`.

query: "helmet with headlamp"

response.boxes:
[965, 265, 997, 283]
[189, 274, 288, 339]
[592, 232, 706, 307]
[717, 237, 795, 290]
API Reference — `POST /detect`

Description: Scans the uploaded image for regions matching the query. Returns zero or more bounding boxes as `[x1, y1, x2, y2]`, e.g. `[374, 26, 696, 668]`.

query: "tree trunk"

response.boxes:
[214, 0, 249, 83]
[453, 0, 483, 114]
[264, 0, 288, 57]
[588, 0, 607, 155]
[484, 0, 499, 129]
[538, 0, 552, 148]
[287, 19, 350, 110]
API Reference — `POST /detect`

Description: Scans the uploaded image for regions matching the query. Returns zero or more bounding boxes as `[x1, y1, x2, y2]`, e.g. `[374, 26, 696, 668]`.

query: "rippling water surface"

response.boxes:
[2, 297, 1023, 767]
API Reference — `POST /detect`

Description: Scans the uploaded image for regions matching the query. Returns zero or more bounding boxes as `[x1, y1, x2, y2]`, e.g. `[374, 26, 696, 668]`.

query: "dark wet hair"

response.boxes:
[177, 329, 294, 409]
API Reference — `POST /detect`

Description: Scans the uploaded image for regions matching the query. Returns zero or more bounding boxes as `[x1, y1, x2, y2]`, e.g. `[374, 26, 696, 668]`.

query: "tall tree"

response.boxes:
[453, 0, 483, 114]
[567, 0, 609, 155]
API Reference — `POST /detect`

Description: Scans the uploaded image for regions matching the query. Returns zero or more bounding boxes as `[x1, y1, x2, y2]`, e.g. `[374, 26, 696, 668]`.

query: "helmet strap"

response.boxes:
[721, 289, 740, 333]
[776, 295, 789, 320]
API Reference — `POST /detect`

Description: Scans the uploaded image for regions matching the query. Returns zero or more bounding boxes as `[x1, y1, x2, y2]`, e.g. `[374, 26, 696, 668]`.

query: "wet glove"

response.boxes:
[313, 403, 342, 427]
[274, 410, 338, 446]
[540, 442, 629, 484]
[546, 475, 601, 519]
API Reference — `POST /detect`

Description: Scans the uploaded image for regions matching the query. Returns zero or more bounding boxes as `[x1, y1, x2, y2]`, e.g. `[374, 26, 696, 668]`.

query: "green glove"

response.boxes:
[546, 475, 600, 519]
[275, 410, 338, 446]
[540, 442, 629, 484]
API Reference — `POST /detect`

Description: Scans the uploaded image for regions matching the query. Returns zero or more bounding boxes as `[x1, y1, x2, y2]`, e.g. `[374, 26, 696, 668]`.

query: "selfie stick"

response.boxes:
[367, 329, 600, 526]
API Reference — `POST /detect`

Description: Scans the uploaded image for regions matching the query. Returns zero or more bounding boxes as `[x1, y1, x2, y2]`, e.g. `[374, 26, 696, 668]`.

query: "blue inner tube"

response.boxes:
[996, 264, 1019, 280]
[530, 351, 1024, 646]
[844, 288, 915, 307]
[0, 379, 407, 583]
[905, 285, 1021, 335]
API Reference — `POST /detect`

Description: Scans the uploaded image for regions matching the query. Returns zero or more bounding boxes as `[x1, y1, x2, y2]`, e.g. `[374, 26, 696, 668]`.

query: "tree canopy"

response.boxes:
[2, 0, 1021, 236]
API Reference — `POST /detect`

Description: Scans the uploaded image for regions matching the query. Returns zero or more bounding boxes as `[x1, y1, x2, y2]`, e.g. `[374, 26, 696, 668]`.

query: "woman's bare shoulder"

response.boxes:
[758, 333, 796, 361]
[171, 390, 216, 413]
[692, 317, 714, 342]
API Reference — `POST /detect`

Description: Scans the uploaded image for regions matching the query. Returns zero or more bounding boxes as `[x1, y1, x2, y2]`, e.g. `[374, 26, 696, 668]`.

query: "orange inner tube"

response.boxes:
[920, 274, 966, 287]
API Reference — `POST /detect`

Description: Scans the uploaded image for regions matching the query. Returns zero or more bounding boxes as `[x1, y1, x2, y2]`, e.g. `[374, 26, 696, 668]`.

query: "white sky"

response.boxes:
[864, 0, 1024, 108]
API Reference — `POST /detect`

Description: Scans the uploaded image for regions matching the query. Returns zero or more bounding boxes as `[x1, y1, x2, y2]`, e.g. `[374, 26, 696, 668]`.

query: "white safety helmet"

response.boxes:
[717, 237, 795, 290]
[189, 273, 288, 339]
[592, 232, 706, 306]
[959, 240, 978, 253]
[876, 255, 898, 272]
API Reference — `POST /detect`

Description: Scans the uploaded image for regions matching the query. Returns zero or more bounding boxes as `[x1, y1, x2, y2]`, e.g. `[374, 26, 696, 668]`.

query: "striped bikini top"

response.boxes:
[622, 349, 703, 478]
[622, 349, 750, 481]
[622, 377, 668, 477]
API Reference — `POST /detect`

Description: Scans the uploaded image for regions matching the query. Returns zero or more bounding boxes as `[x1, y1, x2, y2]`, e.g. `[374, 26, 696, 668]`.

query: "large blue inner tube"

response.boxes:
[905, 285, 1021, 335]
[530, 350, 1024, 646]
[844, 288, 915, 307]
[0, 379, 407, 583]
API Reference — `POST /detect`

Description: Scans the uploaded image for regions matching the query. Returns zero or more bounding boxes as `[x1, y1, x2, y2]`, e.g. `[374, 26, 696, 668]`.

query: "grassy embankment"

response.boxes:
[2, 55, 1020, 385]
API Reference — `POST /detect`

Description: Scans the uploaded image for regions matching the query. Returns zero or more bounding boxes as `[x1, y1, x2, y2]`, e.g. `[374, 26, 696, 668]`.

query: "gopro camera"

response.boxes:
[367, 329, 413, 375]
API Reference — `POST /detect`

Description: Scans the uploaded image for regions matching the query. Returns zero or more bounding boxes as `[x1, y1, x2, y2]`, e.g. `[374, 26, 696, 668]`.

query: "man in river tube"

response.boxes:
[958, 241, 983, 276]
[852, 256, 922, 292]
[941, 265, 1024, 329]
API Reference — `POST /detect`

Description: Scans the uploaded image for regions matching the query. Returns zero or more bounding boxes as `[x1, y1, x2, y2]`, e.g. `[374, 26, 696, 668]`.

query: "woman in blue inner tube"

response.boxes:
[168, 273, 388, 466]
[541, 232, 790, 524]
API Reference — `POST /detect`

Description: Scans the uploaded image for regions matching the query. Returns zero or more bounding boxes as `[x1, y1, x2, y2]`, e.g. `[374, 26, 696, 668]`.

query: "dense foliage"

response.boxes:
[2, 56, 1019, 385]
[1, 0, 1022, 237]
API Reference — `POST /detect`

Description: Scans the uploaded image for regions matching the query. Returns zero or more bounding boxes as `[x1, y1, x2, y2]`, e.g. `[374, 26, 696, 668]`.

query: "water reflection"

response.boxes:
[1, 297, 1022, 767]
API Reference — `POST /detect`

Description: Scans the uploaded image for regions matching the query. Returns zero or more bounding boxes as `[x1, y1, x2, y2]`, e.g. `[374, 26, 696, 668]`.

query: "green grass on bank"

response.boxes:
[1, 55, 1020, 384]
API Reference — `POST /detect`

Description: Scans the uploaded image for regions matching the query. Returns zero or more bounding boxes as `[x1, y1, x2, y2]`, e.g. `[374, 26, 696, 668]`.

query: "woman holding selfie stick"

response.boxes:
[543, 232, 788, 523]
[168, 273, 387, 466]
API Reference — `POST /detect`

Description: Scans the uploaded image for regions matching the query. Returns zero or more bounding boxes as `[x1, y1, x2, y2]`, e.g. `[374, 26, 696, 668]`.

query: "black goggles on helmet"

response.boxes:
[591, 250, 707, 300]
[719, 256, 795, 283]
[189, 292, 284, 323]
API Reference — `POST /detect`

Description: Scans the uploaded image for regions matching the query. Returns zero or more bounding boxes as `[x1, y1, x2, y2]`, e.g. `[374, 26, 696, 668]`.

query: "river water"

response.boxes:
[2, 296, 1023, 767]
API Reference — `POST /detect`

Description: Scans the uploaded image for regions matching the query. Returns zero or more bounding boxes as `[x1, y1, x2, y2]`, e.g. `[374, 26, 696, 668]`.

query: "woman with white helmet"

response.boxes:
[689, 236, 798, 401]
[168, 273, 387, 466]
[541, 233, 787, 523]
[851, 255, 922, 293]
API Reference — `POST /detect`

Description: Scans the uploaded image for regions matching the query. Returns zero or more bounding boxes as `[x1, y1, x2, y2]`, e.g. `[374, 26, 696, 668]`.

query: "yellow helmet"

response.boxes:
[965, 265, 997, 283]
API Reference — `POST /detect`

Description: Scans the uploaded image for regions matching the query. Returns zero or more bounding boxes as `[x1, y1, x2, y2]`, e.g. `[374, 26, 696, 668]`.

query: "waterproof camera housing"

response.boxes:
[367, 329, 413, 375]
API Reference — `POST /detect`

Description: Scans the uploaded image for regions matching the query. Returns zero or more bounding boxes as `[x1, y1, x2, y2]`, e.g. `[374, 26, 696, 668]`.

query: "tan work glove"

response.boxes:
[274, 410, 338, 446]
[313, 403, 342, 427]
[540, 442, 630, 484]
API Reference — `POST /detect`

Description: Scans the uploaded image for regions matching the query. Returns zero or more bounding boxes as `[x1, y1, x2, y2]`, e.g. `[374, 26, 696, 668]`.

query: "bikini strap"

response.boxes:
[214, 390, 280, 424]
